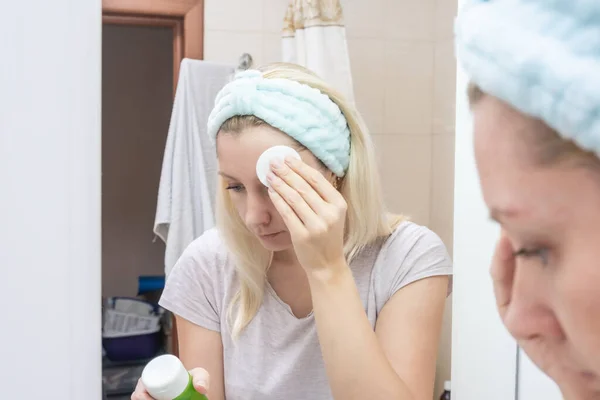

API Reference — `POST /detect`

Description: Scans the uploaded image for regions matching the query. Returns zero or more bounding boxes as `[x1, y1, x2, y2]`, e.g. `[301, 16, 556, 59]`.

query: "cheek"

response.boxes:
[556, 250, 600, 362]
[557, 200, 600, 317]
[229, 190, 283, 223]
[229, 193, 248, 219]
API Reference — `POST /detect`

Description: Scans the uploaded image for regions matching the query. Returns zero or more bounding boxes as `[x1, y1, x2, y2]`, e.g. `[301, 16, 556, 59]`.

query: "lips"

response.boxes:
[260, 232, 281, 238]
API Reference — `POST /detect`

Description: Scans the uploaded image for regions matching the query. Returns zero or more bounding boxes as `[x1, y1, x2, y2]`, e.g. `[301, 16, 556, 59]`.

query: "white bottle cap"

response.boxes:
[256, 145, 301, 187]
[444, 380, 451, 391]
[141, 354, 190, 400]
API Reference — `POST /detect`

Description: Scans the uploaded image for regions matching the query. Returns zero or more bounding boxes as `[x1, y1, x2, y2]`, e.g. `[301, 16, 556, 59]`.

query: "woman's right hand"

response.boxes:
[131, 367, 211, 400]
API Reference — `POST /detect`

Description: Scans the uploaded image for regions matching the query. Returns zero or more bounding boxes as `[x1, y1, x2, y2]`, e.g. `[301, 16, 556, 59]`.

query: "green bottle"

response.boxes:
[141, 354, 208, 400]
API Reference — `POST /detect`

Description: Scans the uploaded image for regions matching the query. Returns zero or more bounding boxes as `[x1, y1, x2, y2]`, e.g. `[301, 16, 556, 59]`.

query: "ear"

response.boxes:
[331, 175, 343, 191]
[324, 170, 335, 184]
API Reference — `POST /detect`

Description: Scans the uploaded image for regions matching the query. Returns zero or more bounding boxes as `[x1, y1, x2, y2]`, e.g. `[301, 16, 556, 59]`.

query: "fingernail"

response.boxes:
[194, 379, 208, 389]
[284, 155, 297, 165]
[267, 172, 277, 182]
[271, 158, 283, 170]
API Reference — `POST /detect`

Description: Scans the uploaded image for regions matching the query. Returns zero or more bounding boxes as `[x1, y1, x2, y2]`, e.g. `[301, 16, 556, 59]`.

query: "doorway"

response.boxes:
[102, 23, 172, 299]
[101, 1, 203, 397]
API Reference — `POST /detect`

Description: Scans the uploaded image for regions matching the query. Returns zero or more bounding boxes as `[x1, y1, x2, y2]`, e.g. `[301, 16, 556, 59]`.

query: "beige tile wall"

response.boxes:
[430, 3, 456, 394]
[203, 0, 457, 397]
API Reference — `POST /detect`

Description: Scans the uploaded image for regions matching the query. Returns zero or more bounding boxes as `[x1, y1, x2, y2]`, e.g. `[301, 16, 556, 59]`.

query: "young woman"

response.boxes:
[456, 0, 600, 398]
[132, 63, 452, 400]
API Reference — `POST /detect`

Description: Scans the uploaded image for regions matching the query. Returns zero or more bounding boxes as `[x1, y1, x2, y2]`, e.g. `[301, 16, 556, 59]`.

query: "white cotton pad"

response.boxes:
[256, 145, 301, 187]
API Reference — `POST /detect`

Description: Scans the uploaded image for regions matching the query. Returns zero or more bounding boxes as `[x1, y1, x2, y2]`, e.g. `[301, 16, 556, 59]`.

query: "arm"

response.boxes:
[375, 275, 448, 399]
[308, 266, 448, 400]
[176, 316, 226, 400]
[156, 231, 227, 398]
[267, 157, 450, 399]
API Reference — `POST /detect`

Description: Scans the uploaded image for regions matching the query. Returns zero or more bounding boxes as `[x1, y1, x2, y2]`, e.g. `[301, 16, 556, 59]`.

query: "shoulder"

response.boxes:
[160, 228, 231, 330]
[170, 228, 233, 279]
[183, 228, 229, 259]
[373, 221, 452, 298]
[380, 221, 449, 261]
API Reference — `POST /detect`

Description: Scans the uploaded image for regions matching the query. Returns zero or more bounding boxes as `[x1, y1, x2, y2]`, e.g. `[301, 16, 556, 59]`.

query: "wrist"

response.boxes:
[306, 258, 351, 286]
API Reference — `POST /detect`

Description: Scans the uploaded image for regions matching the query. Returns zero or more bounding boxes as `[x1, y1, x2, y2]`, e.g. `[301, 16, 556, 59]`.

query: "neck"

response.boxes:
[272, 248, 302, 268]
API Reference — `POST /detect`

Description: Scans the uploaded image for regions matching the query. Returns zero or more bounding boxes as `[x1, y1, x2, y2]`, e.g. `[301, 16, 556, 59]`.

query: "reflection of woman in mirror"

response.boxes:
[132, 63, 452, 400]
[456, 1, 600, 398]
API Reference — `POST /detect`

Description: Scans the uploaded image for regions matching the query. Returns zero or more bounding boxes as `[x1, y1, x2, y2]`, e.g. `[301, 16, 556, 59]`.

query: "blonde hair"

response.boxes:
[215, 63, 405, 337]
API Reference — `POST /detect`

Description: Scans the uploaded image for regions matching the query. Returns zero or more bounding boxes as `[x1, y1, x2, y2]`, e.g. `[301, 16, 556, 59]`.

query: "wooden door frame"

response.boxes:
[102, 0, 204, 94]
[103, 15, 184, 93]
[102, 0, 204, 358]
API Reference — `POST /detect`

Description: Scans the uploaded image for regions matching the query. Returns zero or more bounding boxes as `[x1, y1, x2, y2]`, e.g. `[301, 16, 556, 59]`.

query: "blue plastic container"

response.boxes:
[103, 331, 162, 362]
[137, 275, 166, 295]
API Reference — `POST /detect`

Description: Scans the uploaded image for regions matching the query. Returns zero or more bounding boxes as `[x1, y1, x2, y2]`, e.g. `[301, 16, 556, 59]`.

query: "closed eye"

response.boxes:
[513, 247, 549, 266]
[226, 184, 245, 193]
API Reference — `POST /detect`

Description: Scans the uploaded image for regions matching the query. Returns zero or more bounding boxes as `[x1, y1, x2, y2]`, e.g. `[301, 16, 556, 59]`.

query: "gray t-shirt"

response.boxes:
[159, 221, 452, 400]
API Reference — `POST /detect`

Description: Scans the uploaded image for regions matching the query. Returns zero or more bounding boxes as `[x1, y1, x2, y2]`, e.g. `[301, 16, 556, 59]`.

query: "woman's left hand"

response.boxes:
[267, 156, 347, 275]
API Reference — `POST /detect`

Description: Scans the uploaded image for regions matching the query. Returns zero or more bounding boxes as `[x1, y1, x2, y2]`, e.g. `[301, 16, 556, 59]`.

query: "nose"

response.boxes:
[503, 263, 564, 341]
[244, 189, 272, 229]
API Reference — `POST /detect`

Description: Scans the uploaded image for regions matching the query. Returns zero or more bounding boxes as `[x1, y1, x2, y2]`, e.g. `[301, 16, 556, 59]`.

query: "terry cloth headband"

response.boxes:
[455, 0, 600, 156]
[207, 69, 351, 177]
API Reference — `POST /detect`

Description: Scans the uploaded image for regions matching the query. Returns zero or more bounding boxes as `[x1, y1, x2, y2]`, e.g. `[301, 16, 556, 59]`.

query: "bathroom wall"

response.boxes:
[2, 0, 102, 396]
[202, 0, 457, 396]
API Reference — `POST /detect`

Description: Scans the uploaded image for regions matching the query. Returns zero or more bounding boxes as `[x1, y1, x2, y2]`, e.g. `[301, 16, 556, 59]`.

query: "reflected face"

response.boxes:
[216, 124, 326, 252]
[473, 96, 600, 379]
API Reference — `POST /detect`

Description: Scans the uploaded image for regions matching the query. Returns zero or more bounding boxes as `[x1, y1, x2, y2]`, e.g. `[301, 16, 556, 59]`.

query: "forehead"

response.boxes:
[471, 95, 600, 230]
[473, 97, 558, 216]
[473, 96, 540, 168]
[219, 124, 297, 151]
[216, 124, 316, 179]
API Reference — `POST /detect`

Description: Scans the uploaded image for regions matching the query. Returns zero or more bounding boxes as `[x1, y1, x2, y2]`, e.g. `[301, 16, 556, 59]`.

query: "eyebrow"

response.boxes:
[218, 172, 238, 180]
[489, 207, 519, 223]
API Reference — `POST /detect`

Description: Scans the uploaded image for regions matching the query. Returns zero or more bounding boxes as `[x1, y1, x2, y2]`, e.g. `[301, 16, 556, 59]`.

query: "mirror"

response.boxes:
[100, 0, 457, 398]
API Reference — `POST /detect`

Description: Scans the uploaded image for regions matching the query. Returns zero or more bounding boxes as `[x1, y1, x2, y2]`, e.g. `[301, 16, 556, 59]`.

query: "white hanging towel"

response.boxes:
[154, 59, 234, 275]
[281, 0, 354, 103]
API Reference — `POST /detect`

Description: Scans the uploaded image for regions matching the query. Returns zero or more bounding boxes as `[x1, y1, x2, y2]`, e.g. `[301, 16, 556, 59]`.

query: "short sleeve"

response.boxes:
[158, 229, 223, 332]
[375, 222, 453, 307]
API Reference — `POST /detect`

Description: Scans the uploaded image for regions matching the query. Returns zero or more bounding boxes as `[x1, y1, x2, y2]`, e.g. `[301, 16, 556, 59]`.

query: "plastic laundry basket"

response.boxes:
[102, 297, 165, 362]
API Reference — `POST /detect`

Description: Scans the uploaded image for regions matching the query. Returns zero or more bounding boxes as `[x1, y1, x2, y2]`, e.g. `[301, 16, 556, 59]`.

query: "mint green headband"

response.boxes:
[207, 70, 351, 177]
[455, 0, 600, 156]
